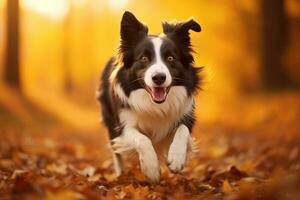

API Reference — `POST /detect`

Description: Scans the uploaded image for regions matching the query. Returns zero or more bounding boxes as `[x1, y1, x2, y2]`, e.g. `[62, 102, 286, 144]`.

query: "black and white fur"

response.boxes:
[98, 11, 202, 182]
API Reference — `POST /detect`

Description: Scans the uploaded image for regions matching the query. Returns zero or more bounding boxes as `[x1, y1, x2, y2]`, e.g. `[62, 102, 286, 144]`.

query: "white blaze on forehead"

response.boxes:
[144, 37, 172, 88]
[152, 37, 163, 64]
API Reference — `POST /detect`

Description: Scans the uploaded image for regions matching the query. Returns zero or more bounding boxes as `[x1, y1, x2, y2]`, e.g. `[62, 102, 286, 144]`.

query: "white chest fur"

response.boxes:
[117, 86, 194, 143]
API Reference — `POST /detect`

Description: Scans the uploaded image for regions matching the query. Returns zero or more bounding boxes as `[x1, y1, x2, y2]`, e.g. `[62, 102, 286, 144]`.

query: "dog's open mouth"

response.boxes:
[145, 86, 170, 104]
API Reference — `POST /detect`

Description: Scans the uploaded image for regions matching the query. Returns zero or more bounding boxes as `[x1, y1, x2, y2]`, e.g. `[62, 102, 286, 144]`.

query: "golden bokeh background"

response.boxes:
[0, 0, 300, 129]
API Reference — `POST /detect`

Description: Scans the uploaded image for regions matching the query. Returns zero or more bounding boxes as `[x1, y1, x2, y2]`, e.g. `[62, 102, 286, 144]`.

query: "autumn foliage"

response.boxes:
[0, 93, 300, 200]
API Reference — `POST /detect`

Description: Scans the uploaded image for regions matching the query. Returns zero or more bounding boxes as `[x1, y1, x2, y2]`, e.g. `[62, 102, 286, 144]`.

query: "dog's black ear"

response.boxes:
[120, 11, 148, 46]
[162, 18, 201, 65]
[162, 18, 201, 47]
[163, 19, 201, 35]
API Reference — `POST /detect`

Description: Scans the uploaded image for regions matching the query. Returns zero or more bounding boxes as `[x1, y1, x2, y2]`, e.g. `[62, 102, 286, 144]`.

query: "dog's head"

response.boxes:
[118, 11, 201, 104]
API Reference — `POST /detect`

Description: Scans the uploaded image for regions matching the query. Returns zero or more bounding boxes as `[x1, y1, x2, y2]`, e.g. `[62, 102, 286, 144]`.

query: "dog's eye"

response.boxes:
[167, 56, 174, 62]
[141, 56, 149, 62]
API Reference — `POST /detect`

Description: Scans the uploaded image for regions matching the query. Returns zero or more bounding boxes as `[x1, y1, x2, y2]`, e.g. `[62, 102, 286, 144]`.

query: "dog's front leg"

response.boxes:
[167, 124, 191, 173]
[112, 127, 160, 182]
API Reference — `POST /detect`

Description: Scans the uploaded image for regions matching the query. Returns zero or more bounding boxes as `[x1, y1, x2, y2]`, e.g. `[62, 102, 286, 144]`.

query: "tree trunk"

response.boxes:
[4, 0, 21, 90]
[261, 0, 290, 89]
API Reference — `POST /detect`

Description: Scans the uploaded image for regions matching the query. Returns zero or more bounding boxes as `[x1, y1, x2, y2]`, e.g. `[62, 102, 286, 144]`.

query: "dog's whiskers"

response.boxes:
[172, 77, 185, 81]
[123, 77, 144, 87]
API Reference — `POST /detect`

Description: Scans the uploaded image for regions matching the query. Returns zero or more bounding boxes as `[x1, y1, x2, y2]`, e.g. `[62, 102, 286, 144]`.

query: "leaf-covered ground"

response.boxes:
[0, 93, 300, 200]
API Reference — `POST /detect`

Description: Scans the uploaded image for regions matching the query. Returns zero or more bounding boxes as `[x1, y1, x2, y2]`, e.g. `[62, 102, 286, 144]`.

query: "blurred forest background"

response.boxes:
[0, 0, 300, 199]
[0, 0, 300, 126]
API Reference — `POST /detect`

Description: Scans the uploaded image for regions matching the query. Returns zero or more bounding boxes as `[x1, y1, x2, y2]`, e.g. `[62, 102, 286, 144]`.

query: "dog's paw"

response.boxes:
[139, 150, 160, 183]
[111, 137, 133, 154]
[167, 143, 187, 173]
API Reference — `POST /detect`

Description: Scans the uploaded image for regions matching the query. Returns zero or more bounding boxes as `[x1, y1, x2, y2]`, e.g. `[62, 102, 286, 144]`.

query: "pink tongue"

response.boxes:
[152, 87, 166, 102]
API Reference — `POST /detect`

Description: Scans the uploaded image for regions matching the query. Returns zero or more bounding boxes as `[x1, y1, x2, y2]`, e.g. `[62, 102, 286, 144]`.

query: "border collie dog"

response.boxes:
[98, 11, 202, 182]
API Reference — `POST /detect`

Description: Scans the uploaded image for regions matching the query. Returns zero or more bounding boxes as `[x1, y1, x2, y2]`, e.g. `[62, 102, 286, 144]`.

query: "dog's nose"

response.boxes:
[152, 73, 166, 85]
